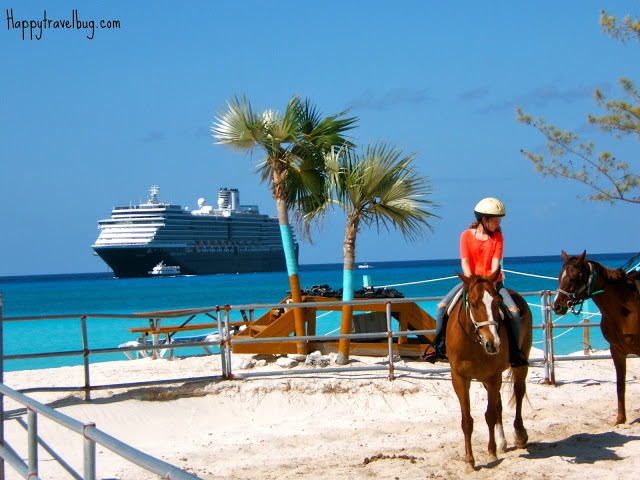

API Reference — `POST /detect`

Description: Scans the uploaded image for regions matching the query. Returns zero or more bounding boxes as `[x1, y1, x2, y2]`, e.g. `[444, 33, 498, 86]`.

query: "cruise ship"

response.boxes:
[92, 186, 298, 278]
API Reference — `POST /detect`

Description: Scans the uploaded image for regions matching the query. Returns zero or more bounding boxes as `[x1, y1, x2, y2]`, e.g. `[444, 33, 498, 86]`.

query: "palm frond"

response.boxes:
[329, 141, 439, 242]
[211, 94, 265, 151]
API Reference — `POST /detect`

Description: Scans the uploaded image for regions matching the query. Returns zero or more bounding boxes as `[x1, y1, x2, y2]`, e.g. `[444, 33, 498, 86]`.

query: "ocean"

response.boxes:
[0, 252, 636, 372]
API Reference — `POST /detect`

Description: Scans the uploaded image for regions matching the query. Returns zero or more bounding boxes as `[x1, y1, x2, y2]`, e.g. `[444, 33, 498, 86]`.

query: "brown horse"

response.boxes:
[446, 267, 532, 471]
[552, 250, 640, 425]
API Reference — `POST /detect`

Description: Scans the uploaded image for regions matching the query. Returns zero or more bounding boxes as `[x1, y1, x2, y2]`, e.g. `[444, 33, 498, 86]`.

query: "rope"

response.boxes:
[502, 269, 557, 281]
[373, 275, 459, 289]
[374, 269, 558, 290]
[317, 269, 604, 344]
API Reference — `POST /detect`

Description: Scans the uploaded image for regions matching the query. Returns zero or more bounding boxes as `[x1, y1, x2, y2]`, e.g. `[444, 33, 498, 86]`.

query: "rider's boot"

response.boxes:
[503, 306, 528, 368]
[423, 331, 447, 363]
[423, 307, 448, 363]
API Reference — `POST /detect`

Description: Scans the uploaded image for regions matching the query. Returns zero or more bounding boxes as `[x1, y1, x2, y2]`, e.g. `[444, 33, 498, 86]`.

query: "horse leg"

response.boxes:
[494, 390, 507, 453]
[511, 366, 529, 448]
[610, 345, 627, 425]
[483, 376, 503, 461]
[452, 372, 475, 471]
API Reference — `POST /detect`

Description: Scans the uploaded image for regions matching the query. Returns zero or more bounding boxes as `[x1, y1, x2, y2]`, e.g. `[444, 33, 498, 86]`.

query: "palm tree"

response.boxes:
[211, 94, 357, 354]
[321, 142, 439, 364]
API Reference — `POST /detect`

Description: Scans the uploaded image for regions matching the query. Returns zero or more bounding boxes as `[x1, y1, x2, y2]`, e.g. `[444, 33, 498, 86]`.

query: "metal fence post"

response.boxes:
[540, 291, 550, 384]
[546, 291, 556, 385]
[83, 423, 96, 480]
[216, 306, 228, 378]
[27, 409, 37, 478]
[80, 316, 92, 401]
[0, 291, 4, 480]
[224, 306, 232, 379]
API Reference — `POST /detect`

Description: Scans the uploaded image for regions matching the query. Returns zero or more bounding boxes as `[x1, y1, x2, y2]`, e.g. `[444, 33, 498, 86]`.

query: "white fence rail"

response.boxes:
[0, 290, 612, 479]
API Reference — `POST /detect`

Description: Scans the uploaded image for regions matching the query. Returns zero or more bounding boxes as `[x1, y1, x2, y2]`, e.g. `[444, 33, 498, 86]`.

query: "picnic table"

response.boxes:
[122, 308, 249, 359]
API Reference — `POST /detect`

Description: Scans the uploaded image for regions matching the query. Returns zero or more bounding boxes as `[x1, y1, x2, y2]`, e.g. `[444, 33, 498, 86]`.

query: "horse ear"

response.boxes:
[561, 250, 569, 262]
[579, 250, 587, 262]
[456, 271, 470, 285]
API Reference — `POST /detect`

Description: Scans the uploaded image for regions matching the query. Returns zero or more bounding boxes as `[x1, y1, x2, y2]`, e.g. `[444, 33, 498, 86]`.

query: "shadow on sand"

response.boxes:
[522, 430, 640, 464]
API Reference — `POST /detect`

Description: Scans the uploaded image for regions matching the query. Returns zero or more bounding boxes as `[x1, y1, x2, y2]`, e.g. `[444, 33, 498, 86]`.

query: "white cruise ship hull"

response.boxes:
[92, 187, 298, 278]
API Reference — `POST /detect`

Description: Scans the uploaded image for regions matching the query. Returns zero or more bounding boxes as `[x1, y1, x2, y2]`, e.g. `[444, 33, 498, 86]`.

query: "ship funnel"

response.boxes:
[218, 188, 240, 210]
[149, 186, 160, 204]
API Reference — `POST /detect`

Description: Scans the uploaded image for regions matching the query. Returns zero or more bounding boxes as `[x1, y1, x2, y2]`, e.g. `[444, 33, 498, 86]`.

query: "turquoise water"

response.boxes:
[0, 253, 635, 372]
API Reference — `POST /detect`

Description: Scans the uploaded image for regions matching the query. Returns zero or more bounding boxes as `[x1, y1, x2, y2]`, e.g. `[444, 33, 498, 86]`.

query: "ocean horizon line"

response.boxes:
[0, 251, 636, 284]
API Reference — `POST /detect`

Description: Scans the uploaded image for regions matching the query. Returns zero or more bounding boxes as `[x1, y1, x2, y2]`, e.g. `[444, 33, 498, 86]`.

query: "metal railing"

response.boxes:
[0, 382, 201, 480]
[0, 290, 611, 479]
[0, 291, 609, 390]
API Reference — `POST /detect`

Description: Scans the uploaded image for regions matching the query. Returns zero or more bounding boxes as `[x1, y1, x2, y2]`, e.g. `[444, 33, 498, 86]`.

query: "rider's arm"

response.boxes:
[490, 257, 501, 274]
[461, 258, 473, 276]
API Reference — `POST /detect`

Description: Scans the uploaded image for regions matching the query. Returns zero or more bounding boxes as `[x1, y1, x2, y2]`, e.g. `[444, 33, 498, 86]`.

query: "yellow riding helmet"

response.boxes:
[474, 197, 506, 219]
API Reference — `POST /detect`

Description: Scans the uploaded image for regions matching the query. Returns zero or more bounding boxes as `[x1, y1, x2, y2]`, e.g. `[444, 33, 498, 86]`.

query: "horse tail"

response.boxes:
[504, 369, 523, 408]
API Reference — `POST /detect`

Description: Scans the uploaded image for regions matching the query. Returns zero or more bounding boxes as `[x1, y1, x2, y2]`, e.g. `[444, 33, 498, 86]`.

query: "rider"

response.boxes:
[423, 197, 529, 367]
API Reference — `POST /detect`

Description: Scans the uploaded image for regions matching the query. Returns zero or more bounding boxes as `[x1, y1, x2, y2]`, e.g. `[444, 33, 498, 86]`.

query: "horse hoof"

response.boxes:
[614, 416, 626, 426]
[498, 441, 507, 453]
[515, 429, 528, 448]
[464, 462, 476, 474]
[488, 453, 498, 463]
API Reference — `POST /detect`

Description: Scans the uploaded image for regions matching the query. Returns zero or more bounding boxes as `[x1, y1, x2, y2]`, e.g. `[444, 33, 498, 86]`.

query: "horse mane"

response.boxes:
[589, 259, 638, 290]
[465, 275, 498, 294]
[594, 262, 627, 281]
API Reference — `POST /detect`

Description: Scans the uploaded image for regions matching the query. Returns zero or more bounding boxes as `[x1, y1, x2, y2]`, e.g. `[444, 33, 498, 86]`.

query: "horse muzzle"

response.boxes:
[552, 302, 568, 315]
[483, 339, 499, 355]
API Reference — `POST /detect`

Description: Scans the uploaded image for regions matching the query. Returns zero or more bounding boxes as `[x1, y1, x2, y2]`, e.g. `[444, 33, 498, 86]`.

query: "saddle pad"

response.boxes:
[446, 289, 464, 316]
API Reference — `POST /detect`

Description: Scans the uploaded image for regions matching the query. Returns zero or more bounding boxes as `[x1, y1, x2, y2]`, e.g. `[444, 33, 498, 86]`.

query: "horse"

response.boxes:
[446, 267, 532, 471]
[552, 250, 640, 425]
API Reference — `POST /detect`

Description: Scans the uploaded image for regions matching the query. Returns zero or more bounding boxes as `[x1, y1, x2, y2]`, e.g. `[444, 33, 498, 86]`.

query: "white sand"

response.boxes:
[2, 349, 640, 480]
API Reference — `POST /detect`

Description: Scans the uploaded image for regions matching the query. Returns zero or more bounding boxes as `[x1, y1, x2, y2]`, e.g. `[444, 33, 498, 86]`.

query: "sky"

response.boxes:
[1, 1, 638, 276]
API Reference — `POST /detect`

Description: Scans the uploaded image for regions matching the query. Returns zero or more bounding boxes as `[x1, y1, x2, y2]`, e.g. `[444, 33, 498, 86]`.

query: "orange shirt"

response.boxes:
[460, 228, 504, 281]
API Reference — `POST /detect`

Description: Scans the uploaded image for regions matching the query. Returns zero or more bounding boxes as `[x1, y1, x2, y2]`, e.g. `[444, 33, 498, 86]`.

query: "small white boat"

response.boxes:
[358, 263, 374, 269]
[149, 262, 181, 276]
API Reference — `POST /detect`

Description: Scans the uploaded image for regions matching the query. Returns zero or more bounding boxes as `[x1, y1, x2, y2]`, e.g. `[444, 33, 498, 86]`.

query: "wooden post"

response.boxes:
[583, 317, 590, 355]
[288, 273, 307, 356]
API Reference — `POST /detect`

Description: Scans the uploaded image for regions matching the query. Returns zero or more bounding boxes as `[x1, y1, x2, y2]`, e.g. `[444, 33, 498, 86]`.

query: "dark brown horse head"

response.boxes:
[552, 250, 588, 315]
[456, 267, 502, 355]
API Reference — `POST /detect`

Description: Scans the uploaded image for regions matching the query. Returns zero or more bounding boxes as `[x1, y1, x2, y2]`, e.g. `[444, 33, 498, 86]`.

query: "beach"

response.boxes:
[2, 349, 640, 480]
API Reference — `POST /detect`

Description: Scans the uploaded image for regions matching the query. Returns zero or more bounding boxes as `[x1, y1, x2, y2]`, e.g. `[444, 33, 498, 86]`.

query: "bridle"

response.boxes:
[557, 261, 604, 315]
[460, 288, 500, 345]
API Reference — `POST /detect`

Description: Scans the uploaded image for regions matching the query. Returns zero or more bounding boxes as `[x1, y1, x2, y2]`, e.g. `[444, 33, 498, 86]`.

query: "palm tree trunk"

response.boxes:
[337, 222, 358, 364]
[274, 185, 307, 356]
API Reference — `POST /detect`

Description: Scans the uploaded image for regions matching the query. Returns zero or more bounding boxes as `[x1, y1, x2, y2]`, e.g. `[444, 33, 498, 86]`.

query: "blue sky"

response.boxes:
[1, 1, 638, 276]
